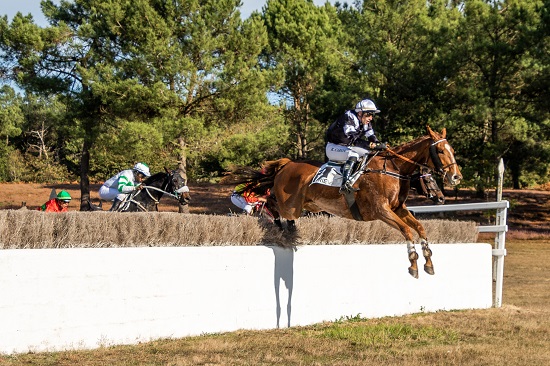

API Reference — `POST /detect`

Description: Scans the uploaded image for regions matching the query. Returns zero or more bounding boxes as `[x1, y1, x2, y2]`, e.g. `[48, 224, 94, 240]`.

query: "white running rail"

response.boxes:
[408, 200, 509, 307]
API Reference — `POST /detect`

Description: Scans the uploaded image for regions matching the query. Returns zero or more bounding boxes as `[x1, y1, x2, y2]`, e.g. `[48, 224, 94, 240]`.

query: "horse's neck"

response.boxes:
[144, 175, 169, 200]
[391, 137, 431, 175]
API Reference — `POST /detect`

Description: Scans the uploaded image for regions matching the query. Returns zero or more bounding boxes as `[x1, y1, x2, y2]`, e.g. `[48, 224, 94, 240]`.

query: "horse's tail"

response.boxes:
[221, 158, 292, 196]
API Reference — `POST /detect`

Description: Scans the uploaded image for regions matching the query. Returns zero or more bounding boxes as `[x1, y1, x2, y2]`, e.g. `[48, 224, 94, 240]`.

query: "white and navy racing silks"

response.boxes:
[326, 110, 379, 150]
[103, 169, 138, 193]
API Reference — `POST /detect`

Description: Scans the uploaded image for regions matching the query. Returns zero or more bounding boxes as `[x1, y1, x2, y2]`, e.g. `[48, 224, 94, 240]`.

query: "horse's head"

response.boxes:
[411, 168, 445, 204]
[166, 167, 191, 205]
[426, 126, 462, 186]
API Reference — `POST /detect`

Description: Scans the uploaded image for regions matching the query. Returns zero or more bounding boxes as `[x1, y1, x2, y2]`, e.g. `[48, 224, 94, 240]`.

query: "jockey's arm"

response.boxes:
[118, 174, 137, 193]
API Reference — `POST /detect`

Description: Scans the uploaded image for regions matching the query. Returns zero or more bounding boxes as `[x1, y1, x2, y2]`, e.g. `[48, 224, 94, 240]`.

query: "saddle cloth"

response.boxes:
[310, 162, 344, 187]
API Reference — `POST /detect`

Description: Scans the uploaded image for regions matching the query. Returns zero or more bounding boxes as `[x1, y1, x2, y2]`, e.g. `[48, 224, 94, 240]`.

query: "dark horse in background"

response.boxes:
[118, 168, 190, 212]
[83, 168, 190, 212]
[410, 168, 445, 204]
[225, 126, 461, 278]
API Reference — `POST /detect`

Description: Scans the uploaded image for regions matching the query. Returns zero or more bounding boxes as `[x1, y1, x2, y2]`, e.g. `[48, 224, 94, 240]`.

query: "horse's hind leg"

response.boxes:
[274, 218, 284, 230]
[268, 196, 285, 231]
[287, 220, 296, 232]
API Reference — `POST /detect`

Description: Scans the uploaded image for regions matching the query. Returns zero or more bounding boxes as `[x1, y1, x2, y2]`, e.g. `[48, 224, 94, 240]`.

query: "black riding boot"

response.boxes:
[109, 198, 122, 211]
[340, 157, 358, 194]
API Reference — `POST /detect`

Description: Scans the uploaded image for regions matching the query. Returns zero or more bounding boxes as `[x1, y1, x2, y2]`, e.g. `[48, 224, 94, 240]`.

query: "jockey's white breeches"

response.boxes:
[99, 185, 126, 201]
[231, 193, 253, 214]
[326, 142, 370, 163]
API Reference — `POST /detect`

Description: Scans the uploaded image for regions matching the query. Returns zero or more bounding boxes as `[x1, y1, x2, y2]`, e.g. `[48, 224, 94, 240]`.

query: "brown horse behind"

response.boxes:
[227, 126, 462, 278]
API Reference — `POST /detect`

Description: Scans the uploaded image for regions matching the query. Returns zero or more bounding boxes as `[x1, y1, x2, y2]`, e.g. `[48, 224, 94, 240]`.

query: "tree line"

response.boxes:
[1, 0, 549, 206]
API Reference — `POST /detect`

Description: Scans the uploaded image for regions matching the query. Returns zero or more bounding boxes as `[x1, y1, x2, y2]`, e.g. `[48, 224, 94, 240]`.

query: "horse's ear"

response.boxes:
[441, 128, 447, 139]
[164, 167, 169, 173]
[426, 125, 436, 138]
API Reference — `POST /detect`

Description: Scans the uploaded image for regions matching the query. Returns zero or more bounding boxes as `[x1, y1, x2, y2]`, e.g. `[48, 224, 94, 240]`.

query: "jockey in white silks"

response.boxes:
[325, 99, 388, 194]
[99, 162, 151, 211]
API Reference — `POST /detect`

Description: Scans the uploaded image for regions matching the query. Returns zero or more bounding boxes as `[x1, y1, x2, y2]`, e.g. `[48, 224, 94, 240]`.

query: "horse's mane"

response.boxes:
[391, 134, 432, 154]
[143, 172, 166, 185]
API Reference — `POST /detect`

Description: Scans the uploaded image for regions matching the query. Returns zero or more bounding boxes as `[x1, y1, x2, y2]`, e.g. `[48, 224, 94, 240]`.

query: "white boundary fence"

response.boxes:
[409, 200, 509, 307]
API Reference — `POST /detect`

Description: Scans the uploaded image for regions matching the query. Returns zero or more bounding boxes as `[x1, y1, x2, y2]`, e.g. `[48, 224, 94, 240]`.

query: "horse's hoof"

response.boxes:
[424, 265, 435, 275]
[408, 267, 419, 279]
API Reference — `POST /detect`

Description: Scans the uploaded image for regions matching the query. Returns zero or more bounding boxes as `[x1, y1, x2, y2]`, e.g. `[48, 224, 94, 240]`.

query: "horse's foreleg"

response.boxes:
[395, 207, 427, 240]
[395, 207, 434, 276]
[407, 241, 419, 279]
[421, 239, 434, 275]
[376, 209, 419, 279]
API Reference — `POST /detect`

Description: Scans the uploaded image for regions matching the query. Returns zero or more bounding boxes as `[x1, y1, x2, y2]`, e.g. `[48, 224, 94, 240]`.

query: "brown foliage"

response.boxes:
[0, 210, 478, 249]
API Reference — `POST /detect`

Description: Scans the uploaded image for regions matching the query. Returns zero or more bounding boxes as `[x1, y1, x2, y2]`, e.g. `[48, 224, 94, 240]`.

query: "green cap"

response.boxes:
[57, 190, 72, 201]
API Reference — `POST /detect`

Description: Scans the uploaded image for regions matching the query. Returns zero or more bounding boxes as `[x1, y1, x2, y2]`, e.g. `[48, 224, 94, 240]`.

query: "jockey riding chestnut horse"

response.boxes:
[225, 126, 461, 278]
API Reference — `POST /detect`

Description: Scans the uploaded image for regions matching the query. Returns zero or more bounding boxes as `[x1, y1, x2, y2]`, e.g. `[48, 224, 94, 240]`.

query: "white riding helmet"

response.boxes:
[133, 162, 151, 177]
[355, 99, 380, 114]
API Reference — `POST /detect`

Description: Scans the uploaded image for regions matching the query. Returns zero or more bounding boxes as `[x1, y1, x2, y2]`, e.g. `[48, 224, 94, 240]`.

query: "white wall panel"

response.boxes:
[0, 244, 492, 354]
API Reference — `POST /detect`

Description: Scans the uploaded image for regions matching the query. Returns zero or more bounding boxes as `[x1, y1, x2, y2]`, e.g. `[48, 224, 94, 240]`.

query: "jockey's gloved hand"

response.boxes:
[370, 142, 388, 150]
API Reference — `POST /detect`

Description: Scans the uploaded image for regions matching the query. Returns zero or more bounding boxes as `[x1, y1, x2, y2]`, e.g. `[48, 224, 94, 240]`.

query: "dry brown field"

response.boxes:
[0, 183, 549, 365]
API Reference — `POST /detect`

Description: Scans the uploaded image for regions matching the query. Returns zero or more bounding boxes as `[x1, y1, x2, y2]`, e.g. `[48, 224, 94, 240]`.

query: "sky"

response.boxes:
[2, 0, 331, 26]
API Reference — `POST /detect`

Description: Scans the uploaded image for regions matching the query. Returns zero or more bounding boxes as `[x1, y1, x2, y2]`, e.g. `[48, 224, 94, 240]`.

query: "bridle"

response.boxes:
[384, 137, 457, 178]
[428, 138, 458, 175]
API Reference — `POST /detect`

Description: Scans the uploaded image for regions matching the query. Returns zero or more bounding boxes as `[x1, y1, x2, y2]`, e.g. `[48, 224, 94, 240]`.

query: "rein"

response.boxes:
[125, 186, 184, 212]
[384, 148, 432, 172]
[141, 185, 188, 200]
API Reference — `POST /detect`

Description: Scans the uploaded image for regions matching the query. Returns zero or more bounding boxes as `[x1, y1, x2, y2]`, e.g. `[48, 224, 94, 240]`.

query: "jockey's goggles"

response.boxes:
[60, 200, 71, 204]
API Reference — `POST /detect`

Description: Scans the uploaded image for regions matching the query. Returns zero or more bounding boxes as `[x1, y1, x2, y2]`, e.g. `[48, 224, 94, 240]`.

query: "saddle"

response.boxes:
[310, 156, 376, 222]
[310, 161, 344, 187]
[310, 157, 368, 188]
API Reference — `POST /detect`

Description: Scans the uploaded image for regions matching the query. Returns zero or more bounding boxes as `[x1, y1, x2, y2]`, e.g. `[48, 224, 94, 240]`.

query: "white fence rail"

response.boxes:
[409, 200, 509, 307]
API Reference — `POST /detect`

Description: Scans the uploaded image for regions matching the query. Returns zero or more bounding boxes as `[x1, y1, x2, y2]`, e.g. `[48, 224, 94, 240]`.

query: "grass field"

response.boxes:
[1, 239, 548, 365]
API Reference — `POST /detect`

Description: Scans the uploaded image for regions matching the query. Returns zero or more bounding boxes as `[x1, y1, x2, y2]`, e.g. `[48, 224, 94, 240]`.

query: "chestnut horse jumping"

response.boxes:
[227, 126, 461, 278]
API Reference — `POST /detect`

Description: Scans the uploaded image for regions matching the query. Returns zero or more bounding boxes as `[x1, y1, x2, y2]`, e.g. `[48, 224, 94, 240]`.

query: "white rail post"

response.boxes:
[493, 158, 506, 307]
[496, 158, 504, 201]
